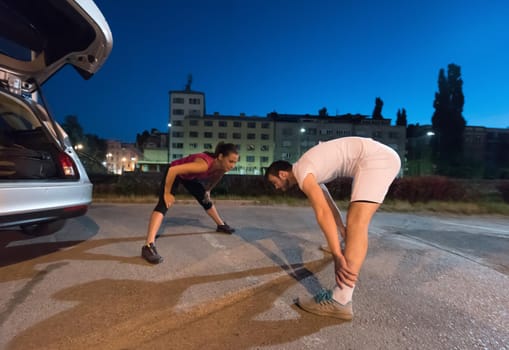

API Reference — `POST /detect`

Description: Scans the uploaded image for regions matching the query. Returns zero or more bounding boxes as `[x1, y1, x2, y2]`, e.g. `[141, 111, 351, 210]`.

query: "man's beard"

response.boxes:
[281, 178, 291, 191]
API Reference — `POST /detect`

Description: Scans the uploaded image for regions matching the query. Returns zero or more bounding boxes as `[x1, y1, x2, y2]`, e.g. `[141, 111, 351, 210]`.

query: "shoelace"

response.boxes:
[313, 289, 333, 304]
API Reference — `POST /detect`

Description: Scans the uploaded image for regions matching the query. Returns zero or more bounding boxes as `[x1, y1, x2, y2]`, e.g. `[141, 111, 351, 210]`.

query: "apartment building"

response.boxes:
[104, 140, 142, 174]
[166, 88, 406, 175]
[269, 112, 406, 164]
[406, 125, 509, 177]
[181, 113, 274, 175]
[169, 86, 206, 161]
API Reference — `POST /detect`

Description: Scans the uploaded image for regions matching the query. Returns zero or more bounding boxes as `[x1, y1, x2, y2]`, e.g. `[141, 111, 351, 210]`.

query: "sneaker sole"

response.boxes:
[142, 256, 164, 264]
[216, 230, 234, 234]
[296, 298, 353, 321]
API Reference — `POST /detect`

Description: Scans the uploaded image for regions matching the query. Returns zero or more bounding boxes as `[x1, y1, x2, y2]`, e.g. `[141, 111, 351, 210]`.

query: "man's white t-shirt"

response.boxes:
[293, 137, 369, 187]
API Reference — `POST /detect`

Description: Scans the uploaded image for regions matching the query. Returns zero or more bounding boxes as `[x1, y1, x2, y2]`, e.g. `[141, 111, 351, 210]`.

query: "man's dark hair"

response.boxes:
[264, 160, 292, 180]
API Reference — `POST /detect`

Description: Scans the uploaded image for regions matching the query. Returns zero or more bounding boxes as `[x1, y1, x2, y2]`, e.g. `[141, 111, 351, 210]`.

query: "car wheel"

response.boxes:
[21, 219, 67, 236]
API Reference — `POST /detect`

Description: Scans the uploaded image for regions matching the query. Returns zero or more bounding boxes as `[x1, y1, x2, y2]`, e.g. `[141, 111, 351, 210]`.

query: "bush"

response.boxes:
[388, 176, 468, 203]
[497, 181, 509, 203]
[93, 173, 508, 204]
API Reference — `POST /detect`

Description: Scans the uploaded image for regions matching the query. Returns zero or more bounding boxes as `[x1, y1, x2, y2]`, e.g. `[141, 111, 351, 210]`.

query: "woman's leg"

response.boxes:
[181, 180, 226, 226]
[205, 205, 225, 226]
[145, 211, 164, 245]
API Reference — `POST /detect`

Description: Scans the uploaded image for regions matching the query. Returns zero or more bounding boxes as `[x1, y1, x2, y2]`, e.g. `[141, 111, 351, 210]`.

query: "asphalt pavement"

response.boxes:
[0, 202, 508, 349]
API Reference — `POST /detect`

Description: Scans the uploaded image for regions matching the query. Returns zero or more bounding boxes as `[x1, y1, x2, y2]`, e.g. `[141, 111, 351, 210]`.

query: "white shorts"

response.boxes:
[350, 143, 401, 203]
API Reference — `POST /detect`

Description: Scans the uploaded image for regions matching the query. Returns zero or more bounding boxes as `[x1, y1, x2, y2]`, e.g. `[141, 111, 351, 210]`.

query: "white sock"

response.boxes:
[332, 284, 355, 305]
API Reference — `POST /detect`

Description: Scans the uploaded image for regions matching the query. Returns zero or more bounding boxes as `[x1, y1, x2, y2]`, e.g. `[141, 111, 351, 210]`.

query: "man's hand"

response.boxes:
[333, 253, 358, 288]
[164, 192, 175, 208]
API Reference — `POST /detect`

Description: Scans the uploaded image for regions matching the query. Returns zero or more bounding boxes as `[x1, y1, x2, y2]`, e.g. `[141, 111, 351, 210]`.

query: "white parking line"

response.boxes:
[203, 233, 226, 249]
[438, 220, 509, 234]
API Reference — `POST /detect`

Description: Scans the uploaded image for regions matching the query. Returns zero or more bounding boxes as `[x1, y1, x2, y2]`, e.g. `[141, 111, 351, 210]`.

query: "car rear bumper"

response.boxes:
[0, 181, 92, 228]
[0, 204, 89, 228]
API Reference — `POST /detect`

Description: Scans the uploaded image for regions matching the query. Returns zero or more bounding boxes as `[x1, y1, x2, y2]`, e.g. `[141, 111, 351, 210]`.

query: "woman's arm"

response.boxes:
[163, 158, 209, 207]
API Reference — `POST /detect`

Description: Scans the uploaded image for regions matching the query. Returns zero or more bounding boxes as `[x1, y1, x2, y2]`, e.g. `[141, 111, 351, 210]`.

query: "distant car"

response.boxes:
[0, 0, 113, 235]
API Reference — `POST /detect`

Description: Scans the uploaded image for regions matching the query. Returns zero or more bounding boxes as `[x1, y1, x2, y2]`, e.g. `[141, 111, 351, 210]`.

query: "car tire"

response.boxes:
[21, 219, 67, 236]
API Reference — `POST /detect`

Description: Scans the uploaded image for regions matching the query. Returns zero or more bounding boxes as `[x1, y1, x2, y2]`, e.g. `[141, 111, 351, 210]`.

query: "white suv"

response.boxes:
[0, 0, 113, 235]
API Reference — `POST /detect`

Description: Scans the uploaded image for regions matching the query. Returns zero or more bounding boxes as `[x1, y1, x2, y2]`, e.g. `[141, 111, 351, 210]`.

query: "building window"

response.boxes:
[247, 144, 255, 151]
[204, 132, 213, 138]
[372, 131, 383, 138]
[189, 131, 198, 137]
[189, 143, 198, 149]
[172, 143, 183, 148]
[172, 131, 184, 137]
[173, 120, 183, 126]
[204, 143, 213, 149]
[282, 128, 293, 136]
[247, 133, 256, 140]
[261, 122, 270, 129]
[320, 129, 333, 136]
[281, 152, 291, 160]
[233, 132, 242, 139]
[282, 140, 292, 147]
[246, 155, 255, 162]
[218, 132, 227, 139]
[189, 120, 199, 126]
[236, 144, 241, 151]
[261, 145, 269, 151]
[219, 121, 228, 127]
[172, 109, 184, 115]
[233, 121, 242, 128]
[247, 122, 256, 128]
[172, 97, 184, 103]
[189, 109, 200, 116]
[189, 98, 201, 104]
[260, 156, 269, 163]
[261, 133, 269, 140]
[204, 120, 213, 127]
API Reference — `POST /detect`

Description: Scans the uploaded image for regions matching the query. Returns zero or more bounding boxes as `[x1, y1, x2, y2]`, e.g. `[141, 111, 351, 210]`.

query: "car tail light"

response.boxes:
[58, 152, 78, 178]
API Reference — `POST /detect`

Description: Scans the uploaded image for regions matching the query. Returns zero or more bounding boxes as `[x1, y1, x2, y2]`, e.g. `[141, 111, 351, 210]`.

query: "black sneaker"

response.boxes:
[141, 243, 163, 264]
[216, 222, 235, 234]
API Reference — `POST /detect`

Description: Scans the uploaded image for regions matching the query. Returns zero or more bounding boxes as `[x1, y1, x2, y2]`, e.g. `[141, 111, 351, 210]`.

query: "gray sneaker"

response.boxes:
[141, 243, 163, 264]
[296, 289, 353, 320]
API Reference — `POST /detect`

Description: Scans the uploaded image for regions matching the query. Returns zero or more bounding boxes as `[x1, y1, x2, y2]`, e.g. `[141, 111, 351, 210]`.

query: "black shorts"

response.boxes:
[153, 165, 213, 214]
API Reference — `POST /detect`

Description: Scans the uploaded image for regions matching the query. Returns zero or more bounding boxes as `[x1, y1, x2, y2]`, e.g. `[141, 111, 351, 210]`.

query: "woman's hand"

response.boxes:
[333, 253, 358, 288]
[164, 192, 175, 208]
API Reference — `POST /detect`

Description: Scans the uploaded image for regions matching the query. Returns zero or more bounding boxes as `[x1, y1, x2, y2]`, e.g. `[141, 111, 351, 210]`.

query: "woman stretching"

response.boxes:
[142, 142, 239, 264]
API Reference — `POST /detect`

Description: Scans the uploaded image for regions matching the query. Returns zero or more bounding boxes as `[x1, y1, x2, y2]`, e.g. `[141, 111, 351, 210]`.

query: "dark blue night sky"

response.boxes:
[43, 0, 509, 142]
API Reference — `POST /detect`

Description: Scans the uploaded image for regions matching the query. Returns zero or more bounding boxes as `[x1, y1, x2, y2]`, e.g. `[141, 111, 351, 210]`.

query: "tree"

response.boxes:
[84, 133, 107, 162]
[431, 63, 466, 176]
[136, 130, 151, 151]
[396, 108, 407, 126]
[61, 115, 84, 145]
[318, 107, 328, 117]
[372, 97, 384, 119]
[60, 115, 107, 173]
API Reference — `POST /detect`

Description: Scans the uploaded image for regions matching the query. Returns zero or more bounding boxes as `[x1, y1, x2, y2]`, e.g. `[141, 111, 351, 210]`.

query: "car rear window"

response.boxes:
[0, 92, 42, 138]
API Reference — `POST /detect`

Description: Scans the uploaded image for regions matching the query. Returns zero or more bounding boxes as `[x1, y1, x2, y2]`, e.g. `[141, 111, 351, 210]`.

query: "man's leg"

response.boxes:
[332, 201, 379, 304]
